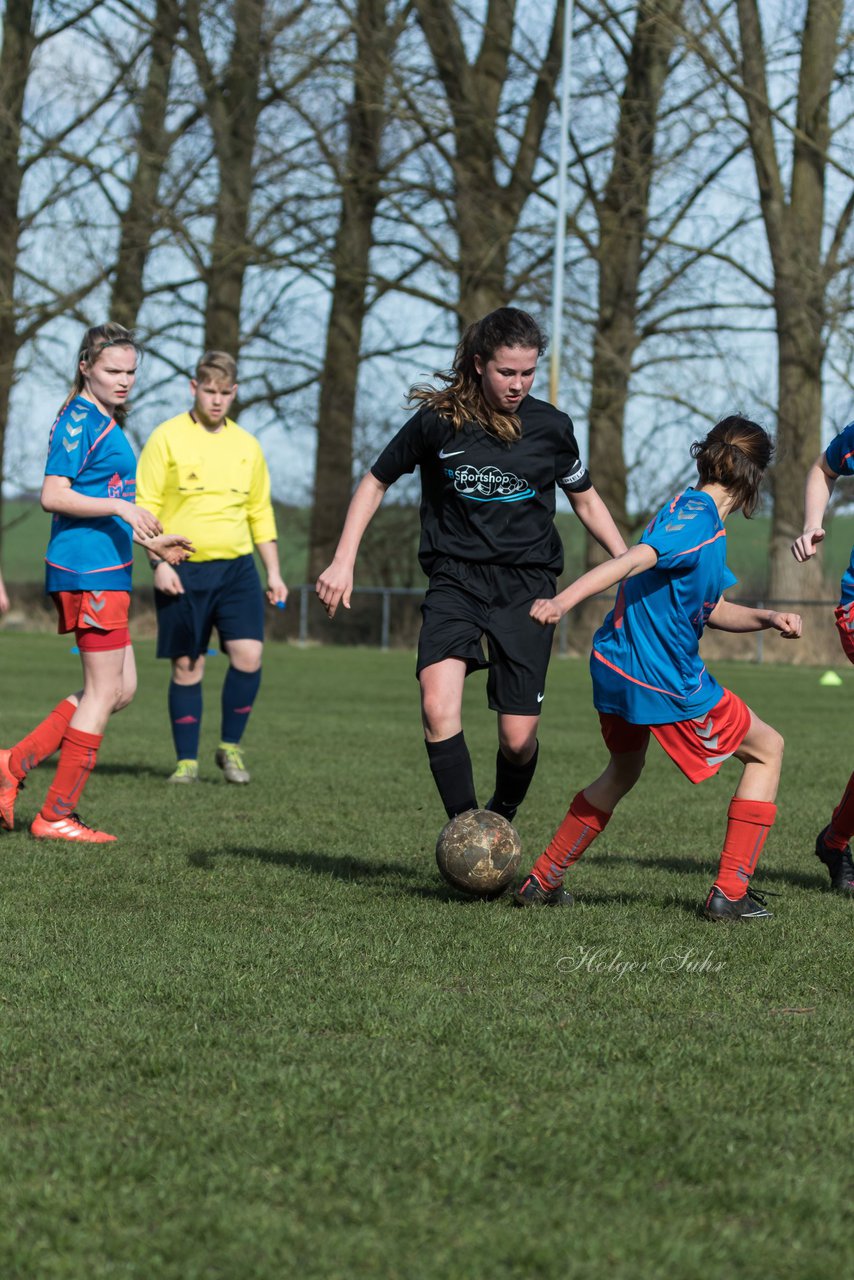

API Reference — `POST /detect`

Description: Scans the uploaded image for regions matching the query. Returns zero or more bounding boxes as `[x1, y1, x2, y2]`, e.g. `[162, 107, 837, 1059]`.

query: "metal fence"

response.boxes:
[264, 586, 847, 668]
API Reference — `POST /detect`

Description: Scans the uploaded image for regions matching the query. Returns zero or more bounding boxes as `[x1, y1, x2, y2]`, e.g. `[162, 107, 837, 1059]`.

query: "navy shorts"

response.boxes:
[155, 554, 265, 660]
[416, 558, 556, 716]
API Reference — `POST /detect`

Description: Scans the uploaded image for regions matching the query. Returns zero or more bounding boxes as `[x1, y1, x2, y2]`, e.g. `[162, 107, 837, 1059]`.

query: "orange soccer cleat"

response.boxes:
[0, 749, 22, 831]
[30, 812, 116, 843]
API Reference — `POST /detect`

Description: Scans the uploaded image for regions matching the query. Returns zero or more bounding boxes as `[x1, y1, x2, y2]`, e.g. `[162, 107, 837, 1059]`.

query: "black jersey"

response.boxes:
[371, 394, 591, 575]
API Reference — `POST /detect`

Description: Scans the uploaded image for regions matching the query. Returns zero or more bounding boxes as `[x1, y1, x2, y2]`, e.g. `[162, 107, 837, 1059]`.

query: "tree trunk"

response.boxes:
[110, 0, 181, 332]
[736, 0, 843, 602]
[414, 0, 562, 326]
[585, 0, 682, 571]
[186, 0, 266, 358]
[0, 0, 36, 556]
[307, 0, 393, 579]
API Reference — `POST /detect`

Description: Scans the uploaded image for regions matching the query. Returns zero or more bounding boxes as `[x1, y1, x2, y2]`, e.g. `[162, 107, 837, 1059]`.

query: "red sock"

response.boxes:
[714, 797, 777, 900]
[9, 698, 76, 781]
[40, 727, 103, 821]
[825, 772, 854, 850]
[530, 791, 611, 890]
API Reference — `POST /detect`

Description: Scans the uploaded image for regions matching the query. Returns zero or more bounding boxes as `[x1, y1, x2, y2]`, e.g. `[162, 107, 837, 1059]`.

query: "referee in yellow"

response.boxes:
[136, 351, 288, 783]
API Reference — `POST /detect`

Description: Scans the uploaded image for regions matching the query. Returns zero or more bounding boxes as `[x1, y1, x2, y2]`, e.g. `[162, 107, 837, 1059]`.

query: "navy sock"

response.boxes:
[425, 732, 477, 819]
[488, 742, 539, 822]
[169, 681, 202, 760]
[221, 666, 261, 745]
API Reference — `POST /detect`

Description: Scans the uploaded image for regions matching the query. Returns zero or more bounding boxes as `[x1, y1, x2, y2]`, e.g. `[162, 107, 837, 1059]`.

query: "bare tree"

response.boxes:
[583, 0, 684, 556]
[412, 0, 565, 322]
[733, 0, 852, 600]
[306, 0, 411, 578]
[110, 0, 184, 332]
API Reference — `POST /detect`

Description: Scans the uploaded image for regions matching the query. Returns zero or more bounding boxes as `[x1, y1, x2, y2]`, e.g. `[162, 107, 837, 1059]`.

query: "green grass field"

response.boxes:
[0, 636, 852, 1278]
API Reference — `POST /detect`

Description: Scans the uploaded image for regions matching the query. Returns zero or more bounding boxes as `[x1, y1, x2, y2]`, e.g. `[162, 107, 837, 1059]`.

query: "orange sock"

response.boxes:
[9, 698, 76, 781]
[714, 797, 777, 900]
[530, 790, 611, 890]
[40, 727, 103, 821]
[826, 772, 854, 850]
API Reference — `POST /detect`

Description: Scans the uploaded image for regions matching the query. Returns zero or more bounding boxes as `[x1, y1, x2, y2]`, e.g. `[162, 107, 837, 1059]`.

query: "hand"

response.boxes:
[770, 611, 802, 639]
[791, 528, 825, 562]
[316, 561, 353, 619]
[266, 574, 288, 608]
[119, 501, 162, 540]
[149, 533, 194, 565]
[530, 595, 566, 627]
[0, 579, 9, 614]
[153, 561, 185, 595]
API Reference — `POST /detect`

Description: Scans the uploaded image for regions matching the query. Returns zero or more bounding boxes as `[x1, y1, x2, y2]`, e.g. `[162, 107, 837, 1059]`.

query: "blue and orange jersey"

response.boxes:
[590, 488, 736, 725]
[44, 396, 137, 593]
[825, 420, 854, 606]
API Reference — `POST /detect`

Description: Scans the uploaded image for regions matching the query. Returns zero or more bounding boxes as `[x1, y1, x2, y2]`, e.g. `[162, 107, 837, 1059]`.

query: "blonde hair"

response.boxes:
[64, 322, 140, 425]
[408, 307, 546, 444]
[194, 350, 237, 385]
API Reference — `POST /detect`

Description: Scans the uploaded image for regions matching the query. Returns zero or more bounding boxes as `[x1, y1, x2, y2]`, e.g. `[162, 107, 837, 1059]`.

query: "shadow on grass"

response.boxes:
[194, 843, 474, 903]
[601, 849, 825, 891]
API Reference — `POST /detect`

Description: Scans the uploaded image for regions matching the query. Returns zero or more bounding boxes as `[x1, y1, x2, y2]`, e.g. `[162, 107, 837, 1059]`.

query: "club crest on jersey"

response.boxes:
[449, 463, 534, 503]
[107, 472, 124, 499]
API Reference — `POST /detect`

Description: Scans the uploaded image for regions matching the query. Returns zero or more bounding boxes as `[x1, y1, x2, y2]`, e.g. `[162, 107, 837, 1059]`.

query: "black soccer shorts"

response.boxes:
[416, 558, 557, 716]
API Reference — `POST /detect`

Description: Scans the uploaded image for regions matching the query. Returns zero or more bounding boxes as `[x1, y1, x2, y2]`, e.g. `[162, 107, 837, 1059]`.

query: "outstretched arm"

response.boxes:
[315, 472, 390, 618]
[567, 485, 628, 558]
[707, 599, 801, 639]
[791, 455, 837, 562]
[530, 542, 657, 626]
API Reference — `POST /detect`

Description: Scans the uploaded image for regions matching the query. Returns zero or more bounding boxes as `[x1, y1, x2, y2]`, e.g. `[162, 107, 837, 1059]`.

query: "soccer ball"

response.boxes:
[435, 809, 522, 897]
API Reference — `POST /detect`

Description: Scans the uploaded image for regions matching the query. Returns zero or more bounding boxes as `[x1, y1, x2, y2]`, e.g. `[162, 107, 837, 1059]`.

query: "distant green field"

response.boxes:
[3, 496, 854, 594]
[0, 639, 852, 1277]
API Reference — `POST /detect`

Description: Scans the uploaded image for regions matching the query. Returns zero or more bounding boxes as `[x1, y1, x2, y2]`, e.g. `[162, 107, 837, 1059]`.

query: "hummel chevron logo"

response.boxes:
[70, 408, 87, 422]
[63, 439, 80, 452]
[438, 447, 465, 459]
[87, 594, 106, 611]
[65, 424, 83, 437]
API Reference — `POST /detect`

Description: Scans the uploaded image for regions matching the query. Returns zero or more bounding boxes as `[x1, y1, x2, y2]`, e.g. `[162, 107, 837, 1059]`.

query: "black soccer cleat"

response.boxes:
[513, 874, 574, 908]
[486, 795, 518, 824]
[703, 885, 772, 922]
[814, 826, 854, 893]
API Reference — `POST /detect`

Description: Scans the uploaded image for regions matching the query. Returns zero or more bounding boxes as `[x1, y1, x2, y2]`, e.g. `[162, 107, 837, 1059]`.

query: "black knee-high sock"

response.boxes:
[488, 742, 539, 822]
[425, 732, 477, 819]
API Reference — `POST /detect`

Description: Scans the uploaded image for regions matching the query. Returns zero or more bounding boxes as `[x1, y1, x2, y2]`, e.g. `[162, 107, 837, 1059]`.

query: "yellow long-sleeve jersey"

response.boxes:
[136, 413, 278, 561]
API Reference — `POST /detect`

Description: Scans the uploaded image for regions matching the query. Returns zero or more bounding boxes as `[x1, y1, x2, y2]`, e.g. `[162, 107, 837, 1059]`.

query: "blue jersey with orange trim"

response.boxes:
[590, 488, 735, 725]
[43, 396, 137, 593]
[825, 421, 854, 606]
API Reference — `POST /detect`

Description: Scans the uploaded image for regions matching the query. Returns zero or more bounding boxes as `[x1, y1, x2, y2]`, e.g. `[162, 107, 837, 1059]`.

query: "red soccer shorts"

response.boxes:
[52, 590, 131, 652]
[835, 602, 854, 665]
[599, 687, 752, 785]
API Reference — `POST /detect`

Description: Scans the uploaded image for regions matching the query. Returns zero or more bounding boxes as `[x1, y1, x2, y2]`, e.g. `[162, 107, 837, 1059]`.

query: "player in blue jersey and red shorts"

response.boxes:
[791, 419, 854, 893]
[316, 308, 627, 827]
[515, 416, 802, 921]
[0, 323, 192, 842]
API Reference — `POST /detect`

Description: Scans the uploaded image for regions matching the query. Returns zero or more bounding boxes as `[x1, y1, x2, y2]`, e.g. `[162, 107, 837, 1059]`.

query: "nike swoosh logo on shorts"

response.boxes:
[438, 447, 465, 459]
[537, 693, 545, 703]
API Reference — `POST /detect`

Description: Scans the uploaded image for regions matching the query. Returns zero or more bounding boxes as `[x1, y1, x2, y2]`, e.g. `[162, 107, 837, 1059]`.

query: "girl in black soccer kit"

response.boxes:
[316, 308, 627, 824]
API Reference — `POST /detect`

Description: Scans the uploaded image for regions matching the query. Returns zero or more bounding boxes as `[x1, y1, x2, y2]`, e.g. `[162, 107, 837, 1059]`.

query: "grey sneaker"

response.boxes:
[167, 760, 199, 784]
[215, 744, 250, 784]
[513, 874, 574, 908]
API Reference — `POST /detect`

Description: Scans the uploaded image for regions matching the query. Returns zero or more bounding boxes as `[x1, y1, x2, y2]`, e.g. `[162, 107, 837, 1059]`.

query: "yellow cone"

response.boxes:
[819, 670, 843, 687]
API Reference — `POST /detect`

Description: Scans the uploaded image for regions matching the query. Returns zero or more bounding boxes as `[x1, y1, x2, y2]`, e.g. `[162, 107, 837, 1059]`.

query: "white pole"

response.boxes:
[549, 0, 575, 407]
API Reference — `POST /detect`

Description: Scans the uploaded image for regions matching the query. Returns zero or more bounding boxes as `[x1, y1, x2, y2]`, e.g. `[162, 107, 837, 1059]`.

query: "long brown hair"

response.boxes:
[63, 322, 141, 426]
[691, 415, 773, 518]
[408, 307, 547, 443]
